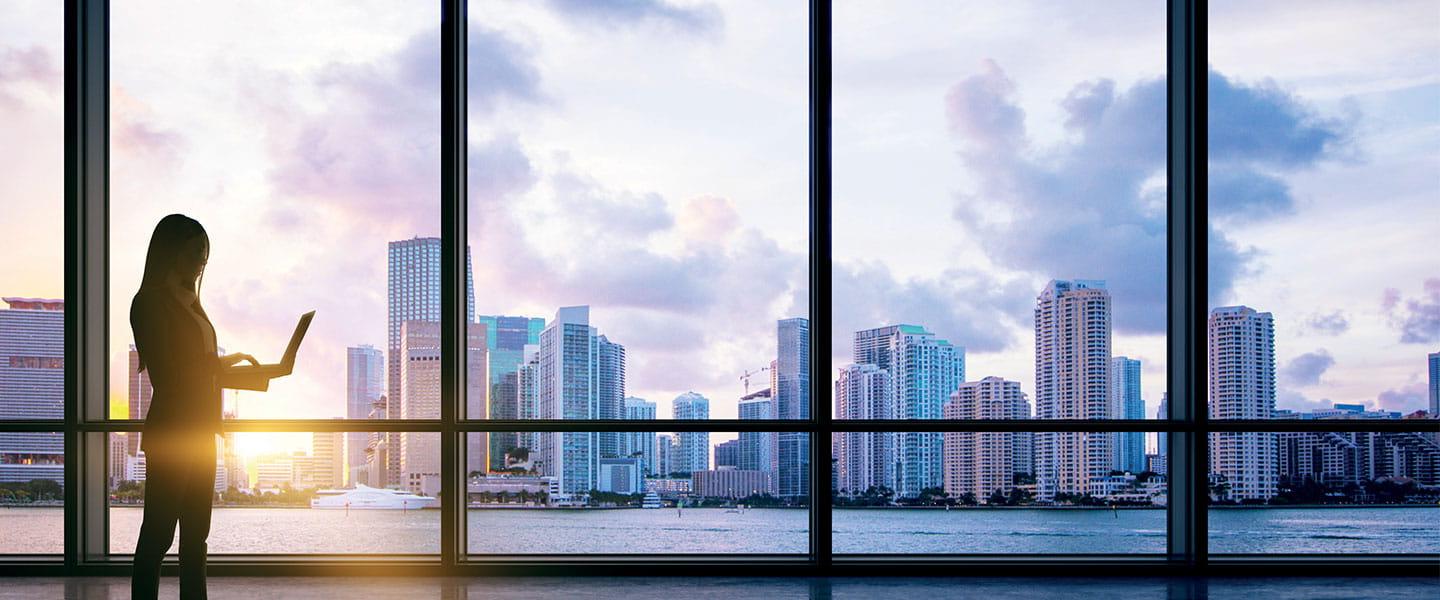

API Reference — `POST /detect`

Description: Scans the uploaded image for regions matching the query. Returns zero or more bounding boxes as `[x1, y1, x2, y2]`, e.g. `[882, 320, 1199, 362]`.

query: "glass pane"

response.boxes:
[833, 431, 1167, 554]
[0, 1, 64, 420]
[1208, 1, 1440, 418]
[1208, 430, 1440, 554]
[0, 432, 64, 554]
[467, 432, 808, 554]
[109, 431, 439, 555]
[463, 1, 811, 429]
[109, 2, 440, 421]
[832, 0, 1169, 429]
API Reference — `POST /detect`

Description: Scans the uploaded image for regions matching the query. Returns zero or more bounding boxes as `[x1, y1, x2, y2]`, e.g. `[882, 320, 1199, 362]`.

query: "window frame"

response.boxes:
[0, 0, 1427, 576]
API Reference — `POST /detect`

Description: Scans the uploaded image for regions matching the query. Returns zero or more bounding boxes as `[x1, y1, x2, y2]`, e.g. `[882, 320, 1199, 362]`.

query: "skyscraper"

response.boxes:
[387, 237, 475, 488]
[775, 318, 811, 498]
[476, 315, 545, 469]
[0, 298, 64, 486]
[1208, 305, 1276, 501]
[127, 344, 153, 456]
[715, 440, 740, 468]
[309, 429, 344, 490]
[737, 388, 776, 474]
[622, 397, 658, 475]
[1110, 356, 1145, 474]
[834, 363, 892, 496]
[673, 392, 710, 475]
[1034, 280, 1112, 502]
[853, 324, 965, 499]
[346, 345, 383, 485]
[536, 306, 625, 497]
[1154, 393, 1169, 475]
[943, 376, 1027, 503]
[655, 434, 676, 478]
[1429, 351, 1439, 418]
[399, 320, 487, 493]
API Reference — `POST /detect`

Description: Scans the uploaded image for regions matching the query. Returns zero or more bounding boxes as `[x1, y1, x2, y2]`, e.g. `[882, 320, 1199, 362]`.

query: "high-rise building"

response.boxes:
[692, 468, 775, 499]
[536, 306, 625, 497]
[346, 345, 383, 486]
[672, 392, 710, 475]
[1034, 280, 1112, 502]
[622, 397, 657, 475]
[1208, 305, 1276, 501]
[476, 315, 545, 469]
[0, 298, 64, 486]
[126, 344, 153, 455]
[853, 324, 965, 499]
[108, 433, 128, 489]
[510, 345, 541, 462]
[715, 440, 740, 468]
[775, 318, 811, 498]
[1154, 393, 1169, 475]
[655, 434, 677, 477]
[834, 363, 892, 496]
[1429, 352, 1439, 418]
[595, 333, 626, 461]
[399, 320, 487, 493]
[943, 377, 1027, 503]
[298, 428, 342, 489]
[1110, 357, 1146, 474]
[737, 389, 776, 474]
[387, 237, 475, 489]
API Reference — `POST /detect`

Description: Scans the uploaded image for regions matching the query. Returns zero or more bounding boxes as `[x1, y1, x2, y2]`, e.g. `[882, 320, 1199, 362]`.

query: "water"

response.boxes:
[2, 506, 1436, 555]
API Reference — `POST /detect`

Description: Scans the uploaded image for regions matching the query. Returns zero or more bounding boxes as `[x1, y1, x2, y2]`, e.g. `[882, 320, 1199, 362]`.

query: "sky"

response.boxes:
[1, 0, 1436, 458]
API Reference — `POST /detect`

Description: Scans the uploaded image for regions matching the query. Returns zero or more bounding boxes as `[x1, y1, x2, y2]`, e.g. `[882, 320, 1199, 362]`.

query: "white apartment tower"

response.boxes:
[943, 377, 1027, 503]
[1034, 280, 1112, 502]
[672, 392, 710, 474]
[1208, 305, 1276, 501]
[834, 363, 893, 496]
[852, 324, 965, 499]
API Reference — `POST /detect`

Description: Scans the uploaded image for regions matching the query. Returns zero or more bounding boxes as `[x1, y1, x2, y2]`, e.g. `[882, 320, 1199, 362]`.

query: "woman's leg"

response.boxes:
[176, 438, 217, 599]
[131, 449, 181, 600]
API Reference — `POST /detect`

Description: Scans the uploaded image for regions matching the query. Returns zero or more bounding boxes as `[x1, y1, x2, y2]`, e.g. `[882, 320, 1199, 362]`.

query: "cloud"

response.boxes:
[1382, 278, 1440, 343]
[543, 0, 723, 35]
[465, 24, 543, 114]
[940, 64, 1352, 326]
[832, 261, 1032, 359]
[0, 45, 58, 107]
[1276, 387, 1333, 414]
[1375, 381, 1427, 413]
[1303, 310, 1350, 336]
[1281, 349, 1334, 387]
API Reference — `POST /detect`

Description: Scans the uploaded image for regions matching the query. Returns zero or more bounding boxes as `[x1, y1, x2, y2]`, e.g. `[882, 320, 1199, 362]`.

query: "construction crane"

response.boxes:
[739, 366, 770, 396]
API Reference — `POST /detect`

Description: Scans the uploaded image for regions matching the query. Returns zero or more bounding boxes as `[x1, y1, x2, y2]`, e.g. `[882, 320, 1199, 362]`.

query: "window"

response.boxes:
[9, 0, 1436, 573]
[0, 0, 63, 556]
[829, 0, 1170, 554]
[1205, 0, 1440, 556]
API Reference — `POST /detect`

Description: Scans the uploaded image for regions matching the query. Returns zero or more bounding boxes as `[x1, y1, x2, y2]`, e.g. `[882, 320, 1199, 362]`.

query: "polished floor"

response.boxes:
[2, 577, 1436, 599]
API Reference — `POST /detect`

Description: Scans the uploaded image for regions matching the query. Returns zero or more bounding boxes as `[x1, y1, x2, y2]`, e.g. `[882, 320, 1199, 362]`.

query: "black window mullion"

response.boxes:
[440, 0, 466, 569]
[1167, 0, 1208, 570]
[809, 0, 833, 570]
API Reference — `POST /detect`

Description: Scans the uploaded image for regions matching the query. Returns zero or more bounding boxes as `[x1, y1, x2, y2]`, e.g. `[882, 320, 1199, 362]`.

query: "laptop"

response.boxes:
[227, 310, 315, 378]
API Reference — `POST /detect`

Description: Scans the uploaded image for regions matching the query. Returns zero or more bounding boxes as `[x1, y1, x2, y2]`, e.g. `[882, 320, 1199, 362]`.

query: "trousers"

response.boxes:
[131, 435, 217, 600]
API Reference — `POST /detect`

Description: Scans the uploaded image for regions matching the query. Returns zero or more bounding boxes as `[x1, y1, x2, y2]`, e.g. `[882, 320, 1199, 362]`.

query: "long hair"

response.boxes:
[136, 214, 209, 373]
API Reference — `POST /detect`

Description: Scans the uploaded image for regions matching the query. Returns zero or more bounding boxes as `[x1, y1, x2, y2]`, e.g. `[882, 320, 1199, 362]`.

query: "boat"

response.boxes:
[641, 491, 662, 509]
[310, 484, 439, 510]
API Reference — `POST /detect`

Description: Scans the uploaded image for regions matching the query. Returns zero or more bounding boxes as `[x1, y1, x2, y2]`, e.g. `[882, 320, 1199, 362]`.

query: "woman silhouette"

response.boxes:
[129, 214, 277, 599]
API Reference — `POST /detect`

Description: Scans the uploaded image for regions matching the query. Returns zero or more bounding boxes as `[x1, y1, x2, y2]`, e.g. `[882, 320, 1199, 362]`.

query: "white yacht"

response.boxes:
[641, 491, 663, 509]
[310, 484, 439, 510]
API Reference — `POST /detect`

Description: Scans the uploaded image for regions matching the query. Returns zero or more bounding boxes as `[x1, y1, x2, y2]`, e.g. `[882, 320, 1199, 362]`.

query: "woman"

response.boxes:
[129, 214, 276, 599]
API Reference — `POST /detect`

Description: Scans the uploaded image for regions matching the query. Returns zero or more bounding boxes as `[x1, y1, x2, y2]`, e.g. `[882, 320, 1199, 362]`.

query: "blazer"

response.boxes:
[130, 287, 223, 451]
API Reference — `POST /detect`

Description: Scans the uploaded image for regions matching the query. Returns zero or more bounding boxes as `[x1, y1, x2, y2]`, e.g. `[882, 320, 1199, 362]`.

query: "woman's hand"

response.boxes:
[220, 353, 260, 368]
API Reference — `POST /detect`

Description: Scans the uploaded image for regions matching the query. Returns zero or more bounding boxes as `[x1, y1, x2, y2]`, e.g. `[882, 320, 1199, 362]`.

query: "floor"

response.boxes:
[2, 576, 1436, 599]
